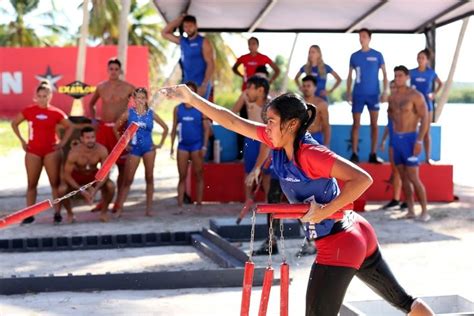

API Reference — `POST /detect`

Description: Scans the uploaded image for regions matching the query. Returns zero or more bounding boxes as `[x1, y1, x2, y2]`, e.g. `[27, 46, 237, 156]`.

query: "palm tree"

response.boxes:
[0, 0, 70, 47]
[206, 33, 236, 91]
[84, 0, 168, 84]
[128, 0, 168, 83]
[0, 0, 41, 46]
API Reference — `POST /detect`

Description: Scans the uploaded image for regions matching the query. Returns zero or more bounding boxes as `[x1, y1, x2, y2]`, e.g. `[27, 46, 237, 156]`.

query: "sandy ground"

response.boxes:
[1, 103, 474, 315]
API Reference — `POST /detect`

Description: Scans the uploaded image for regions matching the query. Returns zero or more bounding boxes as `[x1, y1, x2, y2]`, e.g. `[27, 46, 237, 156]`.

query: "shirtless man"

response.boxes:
[56, 126, 115, 223]
[388, 65, 429, 222]
[89, 58, 135, 211]
[301, 75, 331, 147]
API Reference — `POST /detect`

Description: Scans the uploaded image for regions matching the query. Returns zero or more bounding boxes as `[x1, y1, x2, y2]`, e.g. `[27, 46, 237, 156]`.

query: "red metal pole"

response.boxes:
[258, 267, 274, 316]
[280, 262, 289, 316]
[256, 203, 309, 214]
[256, 204, 346, 220]
[95, 122, 139, 181]
[240, 261, 255, 316]
[0, 200, 52, 229]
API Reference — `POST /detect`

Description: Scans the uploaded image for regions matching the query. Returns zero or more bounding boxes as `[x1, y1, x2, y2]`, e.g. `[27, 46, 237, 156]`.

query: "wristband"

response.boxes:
[416, 140, 423, 144]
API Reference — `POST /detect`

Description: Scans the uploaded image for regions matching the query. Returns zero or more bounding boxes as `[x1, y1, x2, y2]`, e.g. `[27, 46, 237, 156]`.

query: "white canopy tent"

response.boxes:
[153, 0, 472, 120]
[153, 0, 473, 33]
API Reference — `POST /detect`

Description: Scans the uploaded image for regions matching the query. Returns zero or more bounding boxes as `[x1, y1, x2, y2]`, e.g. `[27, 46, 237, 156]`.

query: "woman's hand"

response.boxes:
[200, 146, 207, 158]
[245, 167, 261, 187]
[300, 201, 326, 224]
[160, 84, 194, 104]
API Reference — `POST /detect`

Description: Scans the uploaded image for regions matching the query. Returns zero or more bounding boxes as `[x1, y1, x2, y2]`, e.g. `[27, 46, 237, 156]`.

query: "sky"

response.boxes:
[2, 0, 473, 83]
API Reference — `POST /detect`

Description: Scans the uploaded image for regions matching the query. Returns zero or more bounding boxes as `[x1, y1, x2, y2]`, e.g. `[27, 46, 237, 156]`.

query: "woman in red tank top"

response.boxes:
[11, 82, 74, 224]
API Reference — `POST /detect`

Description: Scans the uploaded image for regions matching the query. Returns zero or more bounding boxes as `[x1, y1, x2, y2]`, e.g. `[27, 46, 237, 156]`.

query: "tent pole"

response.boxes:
[280, 33, 299, 93]
[435, 17, 470, 122]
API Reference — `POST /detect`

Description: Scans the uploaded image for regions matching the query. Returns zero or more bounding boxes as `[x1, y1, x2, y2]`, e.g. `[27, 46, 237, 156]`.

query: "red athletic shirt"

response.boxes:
[236, 53, 273, 90]
[21, 104, 67, 148]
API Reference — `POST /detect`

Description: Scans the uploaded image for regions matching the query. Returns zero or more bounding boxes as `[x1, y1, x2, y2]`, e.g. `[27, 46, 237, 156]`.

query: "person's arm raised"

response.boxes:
[161, 15, 184, 44]
[161, 85, 264, 141]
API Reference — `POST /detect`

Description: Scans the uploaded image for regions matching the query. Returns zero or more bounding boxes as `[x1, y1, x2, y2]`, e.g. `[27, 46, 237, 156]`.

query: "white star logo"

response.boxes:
[35, 66, 63, 91]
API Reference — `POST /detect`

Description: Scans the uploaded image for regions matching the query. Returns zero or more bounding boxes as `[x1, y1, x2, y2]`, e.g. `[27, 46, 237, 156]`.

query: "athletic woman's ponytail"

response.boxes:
[265, 94, 318, 165]
[292, 103, 316, 164]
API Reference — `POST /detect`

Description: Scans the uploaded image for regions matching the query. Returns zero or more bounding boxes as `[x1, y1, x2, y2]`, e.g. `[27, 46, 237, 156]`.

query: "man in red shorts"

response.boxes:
[89, 58, 135, 211]
[56, 126, 115, 223]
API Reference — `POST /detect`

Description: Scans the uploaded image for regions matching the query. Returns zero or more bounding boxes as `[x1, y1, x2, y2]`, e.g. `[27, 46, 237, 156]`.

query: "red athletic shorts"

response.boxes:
[95, 121, 127, 165]
[27, 144, 57, 158]
[71, 170, 97, 186]
[315, 212, 378, 270]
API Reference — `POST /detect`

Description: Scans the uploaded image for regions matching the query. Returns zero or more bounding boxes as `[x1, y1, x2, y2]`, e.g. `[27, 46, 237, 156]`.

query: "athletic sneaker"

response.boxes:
[382, 199, 400, 210]
[53, 213, 62, 224]
[368, 153, 384, 164]
[350, 153, 359, 163]
[296, 240, 316, 257]
[252, 238, 278, 256]
[21, 216, 35, 224]
[399, 202, 408, 210]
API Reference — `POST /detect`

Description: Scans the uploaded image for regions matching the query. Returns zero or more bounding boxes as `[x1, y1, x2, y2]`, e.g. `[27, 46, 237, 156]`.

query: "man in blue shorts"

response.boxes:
[162, 14, 215, 99]
[388, 66, 430, 222]
[347, 28, 388, 163]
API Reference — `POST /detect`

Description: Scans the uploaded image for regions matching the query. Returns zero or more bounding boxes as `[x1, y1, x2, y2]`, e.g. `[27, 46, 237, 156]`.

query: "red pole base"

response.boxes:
[258, 267, 274, 316]
[0, 200, 52, 229]
[240, 261, 255, 316]
[280, 263, 289, 316]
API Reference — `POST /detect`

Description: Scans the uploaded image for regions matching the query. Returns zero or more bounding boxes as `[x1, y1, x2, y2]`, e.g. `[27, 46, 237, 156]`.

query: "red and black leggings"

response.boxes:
[305, 213, 415, 316]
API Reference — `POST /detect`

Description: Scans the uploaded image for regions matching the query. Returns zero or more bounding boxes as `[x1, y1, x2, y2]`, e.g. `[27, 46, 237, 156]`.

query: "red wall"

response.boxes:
[0, 46, 149, 119]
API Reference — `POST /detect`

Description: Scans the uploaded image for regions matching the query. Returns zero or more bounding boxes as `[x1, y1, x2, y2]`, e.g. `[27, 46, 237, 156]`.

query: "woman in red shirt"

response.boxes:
[11, 82, 73, 224]
[160, 84, 434, 316]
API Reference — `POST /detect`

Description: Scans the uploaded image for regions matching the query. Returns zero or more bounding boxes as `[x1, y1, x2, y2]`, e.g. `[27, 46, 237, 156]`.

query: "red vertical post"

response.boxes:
[95, 122, 139, 181]
[280, 262, 289, 316]
[240, 261, 255, 316]
[258, 267, 274, 316]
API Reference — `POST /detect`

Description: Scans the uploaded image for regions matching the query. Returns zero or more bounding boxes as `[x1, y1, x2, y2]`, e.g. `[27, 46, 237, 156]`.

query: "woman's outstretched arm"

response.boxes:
[161, 85, 265, 141]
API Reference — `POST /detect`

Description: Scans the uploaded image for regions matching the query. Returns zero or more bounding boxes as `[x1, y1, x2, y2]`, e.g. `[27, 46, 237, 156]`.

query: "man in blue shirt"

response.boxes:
[162, 14, 215, 100]
[346, 28, 388, 163]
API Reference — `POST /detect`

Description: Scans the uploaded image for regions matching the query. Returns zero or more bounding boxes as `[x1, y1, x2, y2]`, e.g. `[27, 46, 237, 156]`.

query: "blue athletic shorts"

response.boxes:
[130, 141, 154, 157]
[392, 132, 419, 167]
[243, 137, 260, 173]
[178, 141, 203, 153]
[352, 94, 380, 113]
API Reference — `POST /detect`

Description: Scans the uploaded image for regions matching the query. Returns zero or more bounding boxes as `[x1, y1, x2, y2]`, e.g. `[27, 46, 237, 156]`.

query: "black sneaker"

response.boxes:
[382, 199, 400, 210]
[252, 239, 279, 256]
[296, 240, 316, 257]
[399, 202, 408, 210]
[350, 153, 359, 163]
[53, 213, 62, 224]
[21, 216, 35, 225]
[368, 153, 384, 164]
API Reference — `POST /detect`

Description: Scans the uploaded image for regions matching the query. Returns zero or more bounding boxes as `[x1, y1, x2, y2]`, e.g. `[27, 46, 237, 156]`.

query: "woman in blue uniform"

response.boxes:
[114, 88, 168, 217]
[409, 49, 443, 163]
[294, 45, 342, 102]
[160, 84, 433, 316]
[170, 81, 211, 207]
